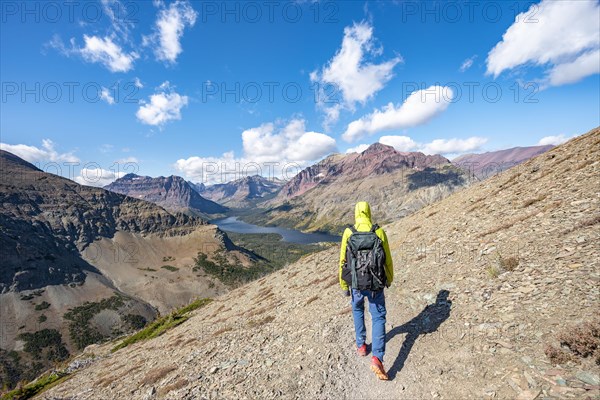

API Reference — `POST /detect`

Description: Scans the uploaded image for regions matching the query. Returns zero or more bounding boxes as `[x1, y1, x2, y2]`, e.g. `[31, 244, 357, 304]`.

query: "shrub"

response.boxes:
[123, 314, 147, 330]
[161, 265, 179, 272]
[63, 294, 126, 350]
[499, 255, 519, 271]
[111, 298, 212, 353]
[34, 302, 50, 311]
[17, 329, 69, 362]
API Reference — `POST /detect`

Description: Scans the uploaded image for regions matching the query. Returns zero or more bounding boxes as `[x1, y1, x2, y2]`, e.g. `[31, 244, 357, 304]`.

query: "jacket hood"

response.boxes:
[354, 201, 372, 225]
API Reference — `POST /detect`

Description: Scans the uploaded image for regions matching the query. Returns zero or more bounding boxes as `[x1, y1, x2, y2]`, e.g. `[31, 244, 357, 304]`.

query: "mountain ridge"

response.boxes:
[40, 127, 599, 399]
[104, 173, 227, 218]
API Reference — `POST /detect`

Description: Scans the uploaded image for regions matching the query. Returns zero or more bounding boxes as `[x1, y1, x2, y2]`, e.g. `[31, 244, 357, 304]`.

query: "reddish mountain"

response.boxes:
[105, 174, 227, 217]
[452, 145, 554, 179]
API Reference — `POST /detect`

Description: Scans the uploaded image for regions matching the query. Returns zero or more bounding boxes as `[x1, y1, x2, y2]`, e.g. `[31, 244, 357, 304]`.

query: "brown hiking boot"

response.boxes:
[370, 356, 389, 380]
[357, 343, 367, 356]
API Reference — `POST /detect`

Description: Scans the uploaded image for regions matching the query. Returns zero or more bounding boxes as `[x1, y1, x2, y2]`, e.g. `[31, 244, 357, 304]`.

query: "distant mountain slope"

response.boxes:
[0, 151, 246, 388]
[196, 175, 285, 208]
[104, 174, 227, 217]
[42, 127, 599, 399]
[248, 143, 471, 234]
[452, 144, 554, 179]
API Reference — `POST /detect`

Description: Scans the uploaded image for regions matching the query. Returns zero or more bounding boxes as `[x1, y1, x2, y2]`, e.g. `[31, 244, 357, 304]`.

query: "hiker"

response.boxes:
[339, 201, 394, 380]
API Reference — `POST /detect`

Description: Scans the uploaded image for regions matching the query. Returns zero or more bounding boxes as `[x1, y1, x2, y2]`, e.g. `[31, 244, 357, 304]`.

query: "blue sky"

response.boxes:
[1, 0, 599, 186]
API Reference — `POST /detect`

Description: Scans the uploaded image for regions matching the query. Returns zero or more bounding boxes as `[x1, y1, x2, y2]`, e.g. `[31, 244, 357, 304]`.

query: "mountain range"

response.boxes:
[195, 175, 285, 208]
[243, 143, 472, 234]
[104, 174, 227, 218]
[452, 144, 555, 179]
[0, 151, 252, 387]
[39, 127, 599, 399]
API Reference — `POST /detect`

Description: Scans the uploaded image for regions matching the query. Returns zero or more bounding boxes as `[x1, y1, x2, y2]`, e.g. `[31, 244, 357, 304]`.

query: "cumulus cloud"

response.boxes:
[79, 35, 139, 72]
[174, 119, 337, 184]
[0, 139, 79, 163]
[136, 82, 189, 126]
[420, 137, 488, 155]
[145, 0, 198, 63]
[537, 134, 572, 146]
[74, 168, 127, 187]
[486, 0, 599, 87]
[379, 135, 418, 152]
[459, 55, 477, 72]
[342, 86, 454, 142]
[312, 21, 402, 126]
[345, 144, 370, 154]
[100, 87, 115, 105]
[379, 135, 487, 156]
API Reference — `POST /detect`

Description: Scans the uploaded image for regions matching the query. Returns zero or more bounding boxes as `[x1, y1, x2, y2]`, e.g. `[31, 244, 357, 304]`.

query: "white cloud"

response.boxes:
[134, 77, 144, 88]
[379, 135, 487, 156]
[174, 119, 337, 184]
[459, 55, 476, 72]
[74, 168, 126, 187]
[379, 135, 418, 152]
[136, 82, 189, 126]
[345, 144, 370, 154]
[342, 86, 454, 142]
[537, 134, 571, 146]
[0, 139, 79, 163]
[486, 0, 599, 87]
[312, 21, 402, 126]
[241, 119, 337, 163]
[100, 87, 115, 105]
[146, 0, 198, 63]
[546, 49, 600, 87]
[420, 137, 488, 155]
[79, 35, 139, 72]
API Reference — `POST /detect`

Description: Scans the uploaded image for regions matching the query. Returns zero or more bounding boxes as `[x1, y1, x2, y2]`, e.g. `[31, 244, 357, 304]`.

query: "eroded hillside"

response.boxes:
[35, 128, 600, 399]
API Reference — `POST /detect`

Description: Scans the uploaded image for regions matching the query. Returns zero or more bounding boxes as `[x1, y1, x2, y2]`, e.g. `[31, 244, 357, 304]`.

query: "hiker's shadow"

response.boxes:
[386, 290, 452, 380]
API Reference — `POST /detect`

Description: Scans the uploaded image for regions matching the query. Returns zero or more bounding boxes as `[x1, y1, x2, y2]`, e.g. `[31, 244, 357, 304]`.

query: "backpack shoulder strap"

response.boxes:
[370, 224, 380, 233]
[348, 225, 357, 233]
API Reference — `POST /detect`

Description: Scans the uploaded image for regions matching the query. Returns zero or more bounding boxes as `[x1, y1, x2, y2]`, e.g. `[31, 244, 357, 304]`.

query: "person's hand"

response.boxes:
[343, 289, 350, 297]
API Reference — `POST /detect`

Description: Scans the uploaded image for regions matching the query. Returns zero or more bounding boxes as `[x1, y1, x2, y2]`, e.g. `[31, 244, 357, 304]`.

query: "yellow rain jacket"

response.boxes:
[339, 201, 393, 291]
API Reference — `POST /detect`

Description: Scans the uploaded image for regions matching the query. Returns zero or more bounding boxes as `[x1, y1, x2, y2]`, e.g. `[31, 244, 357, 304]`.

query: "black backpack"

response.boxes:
[342, 224, 387, 291]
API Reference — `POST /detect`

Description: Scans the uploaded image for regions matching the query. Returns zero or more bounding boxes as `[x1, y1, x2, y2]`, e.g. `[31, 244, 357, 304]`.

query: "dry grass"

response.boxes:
[305, 295, 319, 306]
[478, 211, 536, 238]
[562, 214, 600, 234]
[499, 255, 519, 271]
[575, 158, 595, 170]
[558, 320, 600, 359]
[486, 264, 500, 279]
[544, 344, 574, 365]
[337, 307, 352, 315]
[546, 319, 600, 366]
[426, 210, 438, 218]
[158, 378, 189, 396]
[140, 365, 177, 386]
[247, 315, 275, 328]
[522, 193, 547, 208]
[324, 275, 340, 289]
[212, 326, 233, 336]
[408, 226, 420, 233]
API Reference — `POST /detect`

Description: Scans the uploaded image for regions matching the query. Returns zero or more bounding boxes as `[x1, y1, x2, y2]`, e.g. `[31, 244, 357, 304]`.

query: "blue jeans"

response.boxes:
[351, 288, 387, 361]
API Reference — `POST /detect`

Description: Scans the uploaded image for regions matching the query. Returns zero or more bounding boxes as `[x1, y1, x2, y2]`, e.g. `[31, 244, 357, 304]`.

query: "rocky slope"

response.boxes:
[41, 127, 600, 399]
[196, 175, 285, 208]
[104, 174, 226, 218]
[249, 143, 470, 234]
[0, 151, 249, 388]
[452, 144, 554, 180]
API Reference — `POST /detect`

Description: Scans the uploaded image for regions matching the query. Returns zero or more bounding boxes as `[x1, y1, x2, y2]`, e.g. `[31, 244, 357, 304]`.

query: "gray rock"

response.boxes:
[575, 371, 600, 386]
